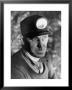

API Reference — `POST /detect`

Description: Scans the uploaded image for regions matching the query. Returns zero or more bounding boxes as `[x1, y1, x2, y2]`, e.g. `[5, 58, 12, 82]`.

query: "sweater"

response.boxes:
[11, 49, 49, 79]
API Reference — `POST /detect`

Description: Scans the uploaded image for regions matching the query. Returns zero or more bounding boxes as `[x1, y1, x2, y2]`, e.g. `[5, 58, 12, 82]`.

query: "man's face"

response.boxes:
[27, 34, 49, 58]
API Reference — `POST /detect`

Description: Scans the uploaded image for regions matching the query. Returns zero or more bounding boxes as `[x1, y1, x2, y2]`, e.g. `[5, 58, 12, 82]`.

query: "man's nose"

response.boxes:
[37, 43, 42, 49]
[37, 40, 43, 50]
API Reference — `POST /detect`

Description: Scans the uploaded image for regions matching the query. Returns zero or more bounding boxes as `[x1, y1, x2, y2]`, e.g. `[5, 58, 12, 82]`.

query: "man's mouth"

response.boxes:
[37, 51, 44, 54]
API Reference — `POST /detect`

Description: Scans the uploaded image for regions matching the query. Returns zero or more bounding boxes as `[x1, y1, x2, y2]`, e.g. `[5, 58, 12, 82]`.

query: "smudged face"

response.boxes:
[27, 34, 49, 58]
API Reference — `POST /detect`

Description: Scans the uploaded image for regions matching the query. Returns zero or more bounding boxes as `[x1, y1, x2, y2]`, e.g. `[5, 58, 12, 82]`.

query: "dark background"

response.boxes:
[0, 0, 70, 89]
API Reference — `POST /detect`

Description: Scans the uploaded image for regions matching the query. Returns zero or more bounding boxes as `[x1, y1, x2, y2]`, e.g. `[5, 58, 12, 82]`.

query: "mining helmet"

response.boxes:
[20, 15, 49, 38]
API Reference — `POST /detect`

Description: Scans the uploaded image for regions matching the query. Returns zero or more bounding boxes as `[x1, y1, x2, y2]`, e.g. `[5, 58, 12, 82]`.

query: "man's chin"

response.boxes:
[35, 53, 45, 58]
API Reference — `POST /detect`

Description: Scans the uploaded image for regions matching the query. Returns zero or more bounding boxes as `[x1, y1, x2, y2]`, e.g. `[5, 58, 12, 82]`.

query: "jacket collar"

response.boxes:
[21, 49, 44, 74]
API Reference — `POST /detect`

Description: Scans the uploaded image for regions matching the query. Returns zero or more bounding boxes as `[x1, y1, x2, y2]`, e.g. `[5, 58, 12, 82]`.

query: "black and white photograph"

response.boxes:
[11, 11, 61, 79]
[4, 4, 69, 86]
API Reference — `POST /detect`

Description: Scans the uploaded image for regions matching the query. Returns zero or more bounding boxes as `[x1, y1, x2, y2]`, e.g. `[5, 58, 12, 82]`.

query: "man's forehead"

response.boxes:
[36, 34, 48, 39]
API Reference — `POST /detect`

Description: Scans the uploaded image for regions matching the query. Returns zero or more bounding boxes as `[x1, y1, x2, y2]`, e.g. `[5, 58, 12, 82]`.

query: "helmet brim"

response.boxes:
[25, 30, 50, 39]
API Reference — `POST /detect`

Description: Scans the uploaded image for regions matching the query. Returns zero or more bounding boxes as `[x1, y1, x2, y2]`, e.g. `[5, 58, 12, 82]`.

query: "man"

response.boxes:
[11, 15, 54, 79]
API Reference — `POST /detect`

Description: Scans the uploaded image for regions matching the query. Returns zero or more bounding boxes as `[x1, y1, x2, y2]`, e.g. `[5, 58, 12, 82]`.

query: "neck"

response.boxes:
[26, 52, 40, 62]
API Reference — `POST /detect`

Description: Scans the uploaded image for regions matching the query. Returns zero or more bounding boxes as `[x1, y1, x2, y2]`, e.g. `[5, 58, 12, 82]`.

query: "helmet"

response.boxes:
[20, 15, 49, 38]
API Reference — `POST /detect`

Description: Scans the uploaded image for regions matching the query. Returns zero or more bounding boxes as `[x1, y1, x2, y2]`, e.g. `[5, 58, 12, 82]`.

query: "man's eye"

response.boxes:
[33, 37, 38, 41]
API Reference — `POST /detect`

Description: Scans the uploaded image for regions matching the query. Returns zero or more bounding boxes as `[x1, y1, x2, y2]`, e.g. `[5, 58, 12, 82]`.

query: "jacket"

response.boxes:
[11, 49, 49, 79]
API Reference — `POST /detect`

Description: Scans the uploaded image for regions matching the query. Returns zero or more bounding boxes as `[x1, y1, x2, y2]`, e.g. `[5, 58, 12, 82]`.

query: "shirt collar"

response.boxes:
[21, 50, 44, 74]
[25, 51, 40, 62]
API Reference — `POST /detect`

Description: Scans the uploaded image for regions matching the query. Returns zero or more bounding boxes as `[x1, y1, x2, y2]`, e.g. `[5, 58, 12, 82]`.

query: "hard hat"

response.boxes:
[20, 15, 49, 38]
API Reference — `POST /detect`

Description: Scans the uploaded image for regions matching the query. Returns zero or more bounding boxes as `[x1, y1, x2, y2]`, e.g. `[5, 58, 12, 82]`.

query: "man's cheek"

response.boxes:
[31, 44, 37, 51]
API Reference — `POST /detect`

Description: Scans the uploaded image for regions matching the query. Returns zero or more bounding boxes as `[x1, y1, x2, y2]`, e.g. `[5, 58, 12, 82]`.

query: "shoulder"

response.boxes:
[11, 50, 21, 61]
[11, 50, 31, 79]
[11, 49, 23, 66]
